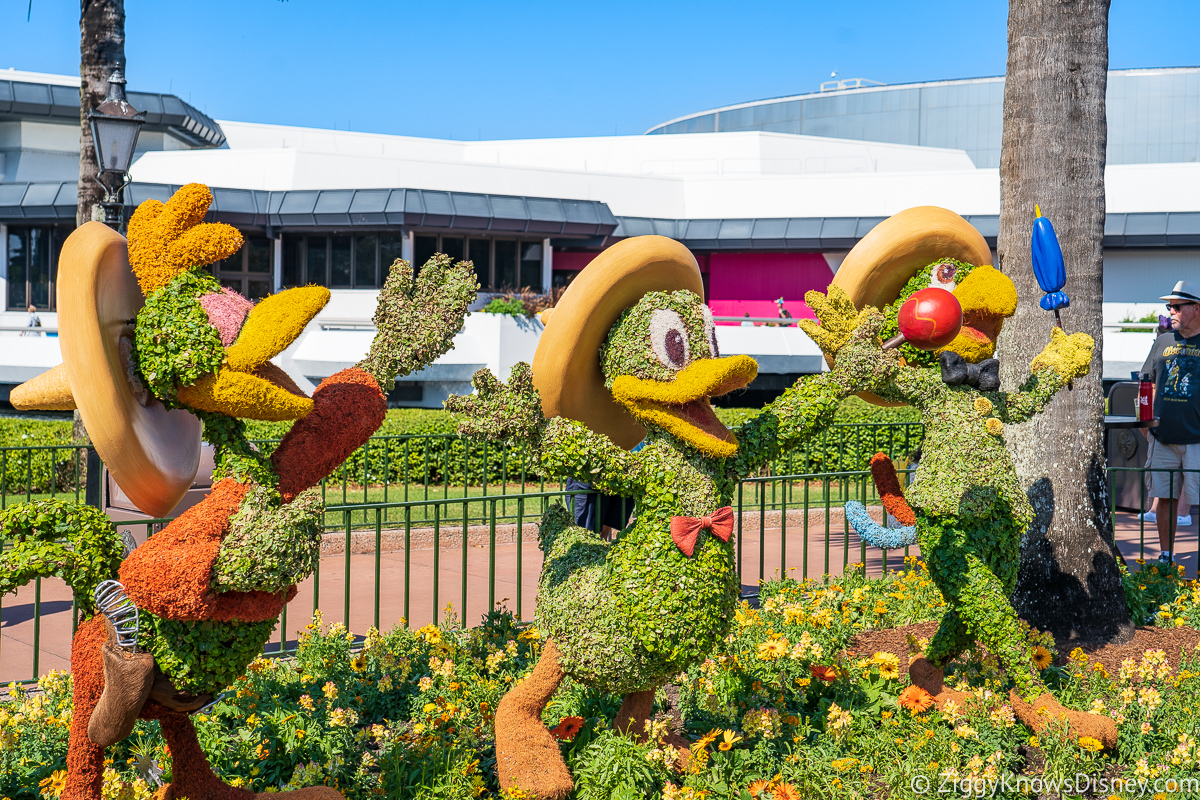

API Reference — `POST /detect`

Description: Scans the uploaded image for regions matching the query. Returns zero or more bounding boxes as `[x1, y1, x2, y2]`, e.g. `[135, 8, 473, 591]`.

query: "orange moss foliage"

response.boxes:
[62, 616, 107, 800]
[869, 452, 915, 527]
[272, 368, 387, 502]
[118, 480, 294, 623]
[128, 183, 243, 296]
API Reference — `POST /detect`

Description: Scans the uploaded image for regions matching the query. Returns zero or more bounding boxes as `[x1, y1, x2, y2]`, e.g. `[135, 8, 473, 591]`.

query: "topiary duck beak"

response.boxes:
[176, 286, 330, 420]
[940, 265, 1018, 363]
[610, 355, 757, 458]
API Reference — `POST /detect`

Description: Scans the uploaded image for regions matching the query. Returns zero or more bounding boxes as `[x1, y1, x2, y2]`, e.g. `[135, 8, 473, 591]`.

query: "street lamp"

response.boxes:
[88, 71, 145, 230]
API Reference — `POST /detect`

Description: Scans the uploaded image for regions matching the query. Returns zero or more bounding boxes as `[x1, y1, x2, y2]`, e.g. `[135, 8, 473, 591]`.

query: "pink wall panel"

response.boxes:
[707, 252, 833, 325]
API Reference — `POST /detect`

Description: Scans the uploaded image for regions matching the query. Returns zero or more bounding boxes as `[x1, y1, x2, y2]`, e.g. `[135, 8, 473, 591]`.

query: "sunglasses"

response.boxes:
[1167, 302, 1196, 311]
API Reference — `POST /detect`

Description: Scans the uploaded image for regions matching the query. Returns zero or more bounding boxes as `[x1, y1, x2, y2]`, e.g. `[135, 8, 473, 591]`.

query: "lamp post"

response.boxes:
[88, 71, 145, 230]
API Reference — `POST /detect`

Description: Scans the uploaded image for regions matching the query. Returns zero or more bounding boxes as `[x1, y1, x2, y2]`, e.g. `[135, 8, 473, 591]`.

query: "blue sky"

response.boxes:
[2, 1, 1197, 140]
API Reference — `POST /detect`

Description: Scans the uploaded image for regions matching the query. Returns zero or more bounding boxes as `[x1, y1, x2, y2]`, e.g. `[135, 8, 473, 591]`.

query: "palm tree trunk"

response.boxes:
[998, 0, 1133, 647]
[78, 0, 125, 228]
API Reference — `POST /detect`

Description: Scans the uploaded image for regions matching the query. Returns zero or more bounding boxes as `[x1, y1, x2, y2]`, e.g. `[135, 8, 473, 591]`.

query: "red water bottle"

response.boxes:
[1138, 379, 1154, 421]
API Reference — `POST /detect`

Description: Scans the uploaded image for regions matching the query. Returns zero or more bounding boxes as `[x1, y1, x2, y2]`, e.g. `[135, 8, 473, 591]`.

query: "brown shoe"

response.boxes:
[87, 640, 154, 747]
[1009, 689, 1118, 750]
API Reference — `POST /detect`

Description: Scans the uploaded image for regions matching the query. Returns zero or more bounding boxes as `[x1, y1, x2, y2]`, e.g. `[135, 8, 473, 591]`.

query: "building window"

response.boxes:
[282, 233, 391, 289]
[415, 233, 543, 293]
[213, 235, 274, 300]
[6, 226, 64, 311]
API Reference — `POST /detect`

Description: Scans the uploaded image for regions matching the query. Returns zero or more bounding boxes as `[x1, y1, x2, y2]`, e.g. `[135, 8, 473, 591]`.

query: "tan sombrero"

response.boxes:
[532, 235, 703, 450]
[829, 206, 991, 406]
[10, 222, 202, 517]
[832, 206, 992, 307]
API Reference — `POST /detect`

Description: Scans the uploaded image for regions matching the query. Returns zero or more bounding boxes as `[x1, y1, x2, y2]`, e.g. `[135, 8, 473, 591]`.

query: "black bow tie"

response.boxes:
[940, 351, 1000, 391]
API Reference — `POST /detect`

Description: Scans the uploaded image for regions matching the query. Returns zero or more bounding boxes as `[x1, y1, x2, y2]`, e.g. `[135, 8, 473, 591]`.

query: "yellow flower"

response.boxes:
[718, 730, 743, 751]
[757, 638, 789, 660]
[985, 417, 1004, 436]
[973, 396, 993, 415]
[1078, 736, 1104, 753]
[1032, 646, 1052, 670]
[38, 769, 67, 798]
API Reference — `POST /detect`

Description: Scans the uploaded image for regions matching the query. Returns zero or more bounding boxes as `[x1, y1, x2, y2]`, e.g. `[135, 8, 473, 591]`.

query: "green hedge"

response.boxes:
[0, 416, 84, 495]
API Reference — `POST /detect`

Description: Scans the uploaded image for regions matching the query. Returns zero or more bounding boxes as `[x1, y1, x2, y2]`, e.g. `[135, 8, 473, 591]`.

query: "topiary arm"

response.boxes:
[445, 363, 547, 447]
[359, 253, 478, 393]
[537, 417, 641, 496]
[993, 328, 1093, 424]
[734, 307, 898, 474]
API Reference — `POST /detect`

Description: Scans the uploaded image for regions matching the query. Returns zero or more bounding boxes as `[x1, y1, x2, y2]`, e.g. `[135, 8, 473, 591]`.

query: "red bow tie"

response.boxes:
[670, 506, 735, 557]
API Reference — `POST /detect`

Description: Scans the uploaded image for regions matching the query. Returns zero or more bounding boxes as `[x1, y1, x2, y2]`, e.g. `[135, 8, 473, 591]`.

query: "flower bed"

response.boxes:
[7, 559, 1200, 800]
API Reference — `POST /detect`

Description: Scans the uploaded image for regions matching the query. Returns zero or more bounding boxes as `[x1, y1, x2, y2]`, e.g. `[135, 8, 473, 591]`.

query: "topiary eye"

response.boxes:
[701, 305, 719, 358]
[649, 309, 690, 370]
[930, 261, 957, 291]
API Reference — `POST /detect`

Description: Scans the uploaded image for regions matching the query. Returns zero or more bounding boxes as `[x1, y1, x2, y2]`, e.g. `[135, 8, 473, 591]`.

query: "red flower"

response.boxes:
[810, 664, 837, 683]
[549, 716, 584, 741]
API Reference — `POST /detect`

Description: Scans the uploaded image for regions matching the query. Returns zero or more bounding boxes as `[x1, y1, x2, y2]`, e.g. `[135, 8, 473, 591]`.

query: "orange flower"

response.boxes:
[810, 664, 837, 683]
[899, 685, 935, 714]
[773, 784, 801, 800]
[747, 779, 773, 798]
[549, 715, 584, 741]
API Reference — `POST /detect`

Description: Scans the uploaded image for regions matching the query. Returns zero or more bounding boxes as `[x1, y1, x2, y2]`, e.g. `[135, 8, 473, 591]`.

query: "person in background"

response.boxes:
[740, 312, 755, 328]
[774, 297, 794, 327]
[565, 440, 642, 539]
[1139, 280, 1200, 563]
[22, 305, 42, 337]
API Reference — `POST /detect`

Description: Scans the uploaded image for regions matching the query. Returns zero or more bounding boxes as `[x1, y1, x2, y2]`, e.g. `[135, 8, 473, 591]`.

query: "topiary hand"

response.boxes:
[445, 362, 547, 444]
[827, 307, 899, 394]
[798, 285, 882, 357]
[1030, 327, 1094, 382]
[360, 253, 479, 392]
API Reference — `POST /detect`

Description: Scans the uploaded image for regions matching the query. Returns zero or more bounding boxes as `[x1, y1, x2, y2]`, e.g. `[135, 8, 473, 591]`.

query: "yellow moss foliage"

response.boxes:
[953, 266, 1017, 317]
[973, 396, 993, 416]
[985, 417, 1004, 436]
[226, 286, 330, 371]
[610, 356, 756, 459]
[799, 286, 881, 356]
[1031, 327, 1094, 381]
[128, 184, 244, 296]
[177, 369, 313, 422]
[939, 332, 996, 363]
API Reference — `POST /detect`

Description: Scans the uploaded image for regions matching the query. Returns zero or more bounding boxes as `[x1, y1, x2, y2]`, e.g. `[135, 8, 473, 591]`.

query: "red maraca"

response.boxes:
[883, 287, 962, 350]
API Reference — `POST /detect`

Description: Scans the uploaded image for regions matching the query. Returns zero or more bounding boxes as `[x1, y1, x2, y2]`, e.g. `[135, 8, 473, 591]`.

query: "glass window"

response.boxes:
[28, 228, 51, 309]
[247, 237, 272, 274]
[469, 238, 491, 289]
[494, 240, 517, 290]
[248, 280, 271, 301]
[307, 237, 328, 286]
[380, 234, 405, 277]
[355, 235, 377, 288]
[441, 236, 464, 262]
[7, 228, 26, 310]
[331, 235, 352, 287]
[520, 242, 542, 292]
[283, 236, 303, 287]
[414, 236, 438, 271]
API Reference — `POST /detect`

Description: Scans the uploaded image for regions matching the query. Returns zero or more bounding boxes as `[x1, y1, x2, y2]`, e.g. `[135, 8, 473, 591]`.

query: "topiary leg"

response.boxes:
[957, 552, 1042, 701]
[62, 617, 107, 800]
[154, 711, 253, 800]
[494, 638, 573, 800]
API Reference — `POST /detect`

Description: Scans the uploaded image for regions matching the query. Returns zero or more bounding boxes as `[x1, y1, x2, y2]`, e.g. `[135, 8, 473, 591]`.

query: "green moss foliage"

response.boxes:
[211, 485, 323, 594]
[359, 254, 479, 393]
[0, 499, 122, 613]
[138, 613, 278, 696]
[200, 411, 279, 487]
[133, 269, 226, 406]
[449, 290, 898, 696]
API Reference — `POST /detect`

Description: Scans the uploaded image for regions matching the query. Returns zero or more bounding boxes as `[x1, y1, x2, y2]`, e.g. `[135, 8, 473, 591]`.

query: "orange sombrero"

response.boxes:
[532, 235, 703, 450]
[10, 222, 202, 517]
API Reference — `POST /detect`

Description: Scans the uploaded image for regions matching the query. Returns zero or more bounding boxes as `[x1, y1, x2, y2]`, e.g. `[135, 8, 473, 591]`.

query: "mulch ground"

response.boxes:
[846, 622, 1200, 677]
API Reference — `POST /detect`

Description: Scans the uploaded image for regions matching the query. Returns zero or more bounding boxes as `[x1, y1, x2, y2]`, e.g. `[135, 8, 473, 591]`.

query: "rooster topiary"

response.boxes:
[2, 184, 476, 800]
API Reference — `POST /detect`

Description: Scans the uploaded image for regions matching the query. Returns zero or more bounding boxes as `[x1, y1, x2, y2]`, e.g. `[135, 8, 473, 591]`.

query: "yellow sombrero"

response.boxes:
[832, 206, 992, 307]
[10, 222, 202, 517]
[829, 206, 991, 406]
[532, 235, 703, 450]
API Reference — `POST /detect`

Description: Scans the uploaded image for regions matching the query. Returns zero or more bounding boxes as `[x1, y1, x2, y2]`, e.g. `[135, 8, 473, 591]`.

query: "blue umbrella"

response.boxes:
[1031, 205, 1070, 321]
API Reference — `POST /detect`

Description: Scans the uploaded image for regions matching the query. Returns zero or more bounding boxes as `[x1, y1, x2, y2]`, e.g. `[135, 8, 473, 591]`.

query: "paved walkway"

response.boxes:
[1, 509, 1192, 683]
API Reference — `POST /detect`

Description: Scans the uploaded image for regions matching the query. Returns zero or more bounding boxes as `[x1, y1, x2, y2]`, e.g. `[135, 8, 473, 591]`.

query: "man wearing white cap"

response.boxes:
[1139, 280, 1200, 563]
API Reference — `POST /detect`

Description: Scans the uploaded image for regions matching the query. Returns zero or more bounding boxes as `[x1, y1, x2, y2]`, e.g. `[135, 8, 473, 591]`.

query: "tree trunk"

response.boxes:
[999, 0, 1132, 647]
[78, 0, 125, 228]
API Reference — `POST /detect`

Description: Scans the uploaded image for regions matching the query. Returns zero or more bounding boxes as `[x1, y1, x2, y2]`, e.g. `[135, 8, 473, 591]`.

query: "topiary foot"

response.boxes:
[908, 655, 971, 711]
[495, 639, 573, 800]
[1008, 689, 1118, 750]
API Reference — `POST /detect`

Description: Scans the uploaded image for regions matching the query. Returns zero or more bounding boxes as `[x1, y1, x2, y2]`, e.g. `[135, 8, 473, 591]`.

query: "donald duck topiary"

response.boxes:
[446, 235, 900, 799]
[1, 184, 476, 800]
